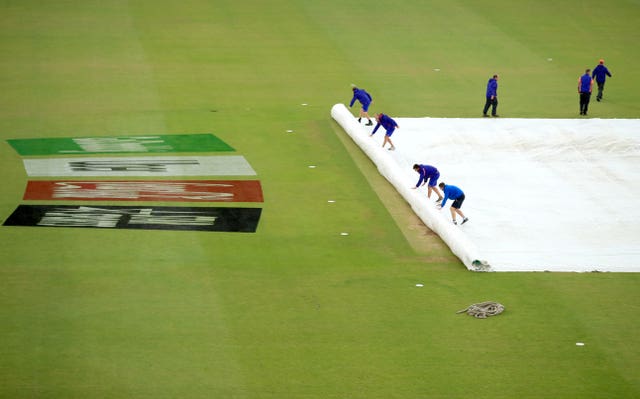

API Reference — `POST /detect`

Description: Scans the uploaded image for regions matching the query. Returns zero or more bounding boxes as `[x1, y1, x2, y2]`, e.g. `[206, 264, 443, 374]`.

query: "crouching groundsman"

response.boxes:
[349, 86, 374, 125]
[438, 182, 469, 225]
[371, 113, 399, 151]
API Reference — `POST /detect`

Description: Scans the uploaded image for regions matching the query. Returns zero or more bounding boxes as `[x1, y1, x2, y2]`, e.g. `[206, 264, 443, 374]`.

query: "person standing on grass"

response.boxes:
[578, 68, 594, 115]
[371, 113, 399, 151]
[412, 164, 443, 201]
[349, 86, 374, 125]
[592, 59, 612, 102]
[438, 182, 468, 225]
[482, 74, 499, 117]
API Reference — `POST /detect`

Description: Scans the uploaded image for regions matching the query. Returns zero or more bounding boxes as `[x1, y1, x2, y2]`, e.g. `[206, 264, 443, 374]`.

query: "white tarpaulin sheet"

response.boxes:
[331, 103, 640, 272]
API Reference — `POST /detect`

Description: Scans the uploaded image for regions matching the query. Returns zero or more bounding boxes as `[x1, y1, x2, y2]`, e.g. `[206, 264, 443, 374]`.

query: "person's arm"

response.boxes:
[590, 78, 594, 92]
[415, 169, 425, 188]
[371, 122, 381, 135]
[440, 188, 449, 208]
[349, 94, 356, 107]
[578, 77, 581, 92]
[389, 116, 399, 129]
[487, 81, 496, 99]
[607, 68, 612, 77]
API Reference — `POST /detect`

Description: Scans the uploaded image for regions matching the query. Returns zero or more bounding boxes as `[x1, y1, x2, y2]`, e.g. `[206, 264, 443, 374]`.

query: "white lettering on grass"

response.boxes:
[128, 209, 217, 226]
[52, 182, 235, 201]
[72, 137, 171, 153]
[68, 159, 199, 172]
[36, 206, 217, 228]
[38, 207, 122, 227]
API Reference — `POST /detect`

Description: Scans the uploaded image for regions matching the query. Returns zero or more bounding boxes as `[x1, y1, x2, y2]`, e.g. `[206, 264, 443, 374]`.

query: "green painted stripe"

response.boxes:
[7, 134, 234, 155]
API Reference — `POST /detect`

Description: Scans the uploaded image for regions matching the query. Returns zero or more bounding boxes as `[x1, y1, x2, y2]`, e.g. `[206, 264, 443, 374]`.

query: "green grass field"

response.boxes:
[1, 1, 640, 398]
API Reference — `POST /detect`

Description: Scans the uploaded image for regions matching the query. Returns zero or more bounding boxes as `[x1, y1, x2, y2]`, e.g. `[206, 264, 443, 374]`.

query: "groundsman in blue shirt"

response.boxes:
[371, 113, 399, 151]
[438, 182, 469, 225]
[412, 164, 443, 201]
[592, 59, 612, 102]
[349, 86, 374, 125]
[482, 74, 499, 117]
[578, 69, 593, 116]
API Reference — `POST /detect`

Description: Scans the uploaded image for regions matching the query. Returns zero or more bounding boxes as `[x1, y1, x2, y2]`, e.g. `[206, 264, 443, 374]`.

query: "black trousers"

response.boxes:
[579, 92, 591, 114]
[483, 97, 498, 116]
[596, 81, 605, 100]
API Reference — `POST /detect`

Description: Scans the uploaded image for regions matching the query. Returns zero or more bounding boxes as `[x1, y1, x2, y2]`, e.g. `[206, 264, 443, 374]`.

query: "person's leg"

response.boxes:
[455, 208, 469, 224]
[483, 98, 491, 116]
[579, 93, 586, 114]
[597, 81, 604, 101]
[428, 179, 443, 200]
[434, 185, 443, 200]
[432, 173, 443, 200]
[427, 186, 443, 202]
[362, 103, 373, 125]
[491, 98, 498, 116]
[451, 196, 466, 224]
[449, 207, 457, 223]
[584, 93, 591, 114]
[384, 136, 395, 150]
[383, 129, 395, 150]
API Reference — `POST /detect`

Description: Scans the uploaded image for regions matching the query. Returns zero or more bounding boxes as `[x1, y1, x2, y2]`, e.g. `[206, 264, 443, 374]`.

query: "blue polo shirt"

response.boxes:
[579, 73, 593, 93]
[350, 88, 372, 107]
[441, 184, 464, 207]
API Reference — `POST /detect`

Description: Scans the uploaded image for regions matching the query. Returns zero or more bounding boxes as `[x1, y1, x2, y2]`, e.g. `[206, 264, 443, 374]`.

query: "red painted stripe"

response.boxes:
[24, 180, 263, 202]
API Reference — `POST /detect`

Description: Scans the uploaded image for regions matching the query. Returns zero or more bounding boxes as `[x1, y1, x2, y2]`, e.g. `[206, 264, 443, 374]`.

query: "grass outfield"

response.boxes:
[1, 1, 639, 398]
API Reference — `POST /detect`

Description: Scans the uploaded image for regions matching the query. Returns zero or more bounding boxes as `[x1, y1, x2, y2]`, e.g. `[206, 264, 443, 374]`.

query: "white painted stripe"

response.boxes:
[23, 156, 256, 177]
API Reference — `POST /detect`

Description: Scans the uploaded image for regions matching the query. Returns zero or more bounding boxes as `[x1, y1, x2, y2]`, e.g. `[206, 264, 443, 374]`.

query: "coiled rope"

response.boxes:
[457, 301, 505, 319]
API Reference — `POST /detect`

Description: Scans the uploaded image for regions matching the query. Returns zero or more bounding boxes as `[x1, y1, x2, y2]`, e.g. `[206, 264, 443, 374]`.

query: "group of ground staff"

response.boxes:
[579, 59, 613, 116]
[484, 59, 613, 117]
[348, 59, 613, 225]
[349, 86, 468, 225]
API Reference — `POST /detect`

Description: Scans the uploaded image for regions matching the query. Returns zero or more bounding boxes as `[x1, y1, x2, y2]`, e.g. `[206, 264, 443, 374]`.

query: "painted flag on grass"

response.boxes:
[4, 133, 263, 233]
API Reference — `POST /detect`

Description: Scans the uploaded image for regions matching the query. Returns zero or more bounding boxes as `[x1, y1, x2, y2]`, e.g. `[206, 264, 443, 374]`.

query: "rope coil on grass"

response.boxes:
[457, 301, 505, 319]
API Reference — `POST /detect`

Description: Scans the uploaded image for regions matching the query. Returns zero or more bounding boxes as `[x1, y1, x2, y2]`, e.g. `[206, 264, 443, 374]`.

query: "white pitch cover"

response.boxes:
[331, 103, 640, 272]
